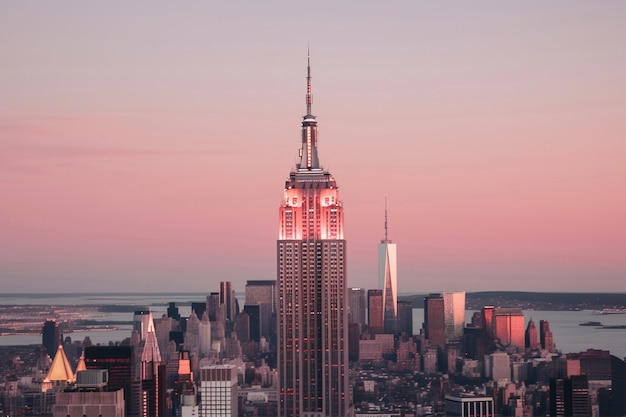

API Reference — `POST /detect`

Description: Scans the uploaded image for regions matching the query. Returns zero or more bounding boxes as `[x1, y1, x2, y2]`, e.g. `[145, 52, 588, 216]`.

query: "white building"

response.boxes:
[445, 395, 495, 417]
[199, 365, 238, 417]
[378, 198, 398, 335]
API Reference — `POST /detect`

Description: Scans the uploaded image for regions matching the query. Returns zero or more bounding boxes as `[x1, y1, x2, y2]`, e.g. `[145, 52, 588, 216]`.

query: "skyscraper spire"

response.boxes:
[298, 50, 320, 171]
[306, 47, 312, 116]
[384, 196, 389, 242]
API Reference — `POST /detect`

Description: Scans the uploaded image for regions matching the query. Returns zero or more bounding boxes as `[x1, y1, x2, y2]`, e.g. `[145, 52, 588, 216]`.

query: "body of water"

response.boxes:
[1, 294, 625, 359]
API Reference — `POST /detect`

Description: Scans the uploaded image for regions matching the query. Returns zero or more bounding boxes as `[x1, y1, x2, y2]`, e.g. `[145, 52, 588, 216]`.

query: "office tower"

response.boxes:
[565, 375, 590, 417]
[153, 314, 173, 356]
[378, 198, 398, 334]
[397, 300, 414, 336]
[198, 312, 211, 356]
[550, 375, 591, 417]
[199, 365, 238, 417]
[573, 349, 612, 382]
[492, 308, 525, 349]
[42, 320, 61, 359]
[424, 293, 445, 347]
[277, 56, 350, 417]
[609, 354, 626, 416]
[235, 311, 250, 343]
[245, 280, 276, 309]
[348, 323, 361, 362]
[550, 378, 566, 417]
[191, 302, 207, 320]
[348, 287, 366, 326]
[485, 351, 511, 382]
[133, 310, 153, 341]
[245, 280, 276, 342]
[243, 305, 260, 342]
[368, 289, 384, 334]
[481, 306, 495, 346]
[85, 346, 133, 417]
[525, 319, 540, 350]
[207, 292, 220, 321]
[443, 291, 465, 343]
[172, 351, 197, 417]
[423, 347, 438, 374]
[540, 319, 556, 353]
[167, 302, 181, 320]
[219, 281, 237, 322]
[134, 313, 163, 417]
[185, 311, 201, 358]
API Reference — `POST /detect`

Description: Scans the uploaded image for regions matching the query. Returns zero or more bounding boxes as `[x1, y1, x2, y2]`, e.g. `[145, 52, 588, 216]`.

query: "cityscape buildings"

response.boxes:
[276, 56, 351, 417]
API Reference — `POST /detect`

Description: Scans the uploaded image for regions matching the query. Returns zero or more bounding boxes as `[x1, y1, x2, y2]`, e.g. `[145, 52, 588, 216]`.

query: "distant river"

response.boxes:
[1, 294, 625, 359]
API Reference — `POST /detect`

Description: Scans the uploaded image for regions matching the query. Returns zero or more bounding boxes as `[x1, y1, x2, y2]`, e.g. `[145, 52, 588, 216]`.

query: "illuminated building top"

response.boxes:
[279, 53, 344, 241]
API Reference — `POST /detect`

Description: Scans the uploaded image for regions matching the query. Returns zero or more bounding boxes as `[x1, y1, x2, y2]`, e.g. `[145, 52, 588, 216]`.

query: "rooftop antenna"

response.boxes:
[384, 196, 389, 242]
[306, 46, 312, 115]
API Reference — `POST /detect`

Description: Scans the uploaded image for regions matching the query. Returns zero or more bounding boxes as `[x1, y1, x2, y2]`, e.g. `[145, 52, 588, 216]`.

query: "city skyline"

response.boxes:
[2, 2, 625, 293]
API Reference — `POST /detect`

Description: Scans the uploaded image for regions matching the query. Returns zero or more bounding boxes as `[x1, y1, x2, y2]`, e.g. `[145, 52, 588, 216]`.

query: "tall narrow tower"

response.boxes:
[277, 54, 351, 417]
[378, 197, 398, 335]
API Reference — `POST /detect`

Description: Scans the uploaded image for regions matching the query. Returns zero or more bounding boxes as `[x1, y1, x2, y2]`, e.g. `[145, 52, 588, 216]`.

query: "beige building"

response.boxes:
[53, 390, 125, 417]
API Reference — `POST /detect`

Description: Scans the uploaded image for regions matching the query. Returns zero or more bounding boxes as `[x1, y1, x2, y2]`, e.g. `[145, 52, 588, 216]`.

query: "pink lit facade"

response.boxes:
[277, 57, 351, 417]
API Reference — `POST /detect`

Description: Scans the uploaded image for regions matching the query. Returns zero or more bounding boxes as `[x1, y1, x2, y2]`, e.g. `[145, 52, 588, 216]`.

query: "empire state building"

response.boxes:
[277, 56, 351, 417]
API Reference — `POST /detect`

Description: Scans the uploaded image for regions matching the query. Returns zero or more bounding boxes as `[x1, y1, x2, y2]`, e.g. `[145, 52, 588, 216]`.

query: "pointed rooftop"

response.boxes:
[298, 51, 321, 171]
[75, 352, 86, 373]
[42, 345, 75, 392]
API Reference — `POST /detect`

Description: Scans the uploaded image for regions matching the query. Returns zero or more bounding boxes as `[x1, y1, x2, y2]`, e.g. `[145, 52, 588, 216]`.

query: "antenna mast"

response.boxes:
[384, 196, 388, 242]
[306, 48, 312, 115]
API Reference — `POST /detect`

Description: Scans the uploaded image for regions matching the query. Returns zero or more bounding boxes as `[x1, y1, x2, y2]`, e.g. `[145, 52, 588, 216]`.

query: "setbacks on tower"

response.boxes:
[277, 54, 352, 417]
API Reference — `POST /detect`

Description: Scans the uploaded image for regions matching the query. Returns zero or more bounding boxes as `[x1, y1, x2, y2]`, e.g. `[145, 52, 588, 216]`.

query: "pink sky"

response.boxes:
[1, 2, 625, 293]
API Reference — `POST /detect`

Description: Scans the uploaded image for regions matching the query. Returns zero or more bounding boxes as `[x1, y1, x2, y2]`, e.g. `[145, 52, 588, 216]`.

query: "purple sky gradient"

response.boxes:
[1, 2, 625, 293]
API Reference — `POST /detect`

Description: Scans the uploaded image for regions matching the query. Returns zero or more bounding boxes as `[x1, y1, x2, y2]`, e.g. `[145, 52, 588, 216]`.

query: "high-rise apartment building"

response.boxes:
[277, 56, 351, 417]
[378, 199, 398, 335]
